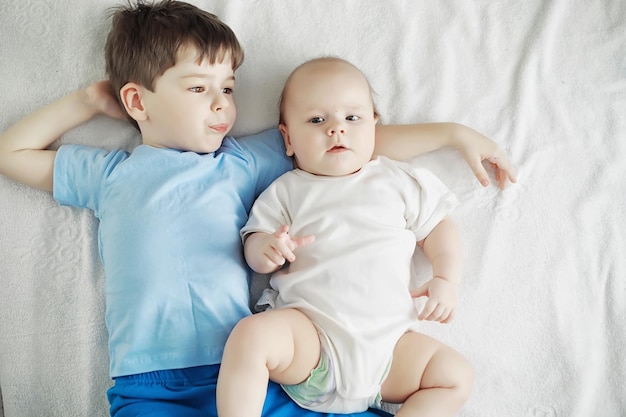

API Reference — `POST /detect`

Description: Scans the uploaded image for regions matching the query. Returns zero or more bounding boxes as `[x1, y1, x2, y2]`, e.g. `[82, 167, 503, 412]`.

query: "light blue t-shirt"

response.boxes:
[53, 129, 292, 377]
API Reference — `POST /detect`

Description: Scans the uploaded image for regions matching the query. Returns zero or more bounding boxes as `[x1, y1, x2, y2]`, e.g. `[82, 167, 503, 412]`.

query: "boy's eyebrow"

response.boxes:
[182, 73, 236, 81]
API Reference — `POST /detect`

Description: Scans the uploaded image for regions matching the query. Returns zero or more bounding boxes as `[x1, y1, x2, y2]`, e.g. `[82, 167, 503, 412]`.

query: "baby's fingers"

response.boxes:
[270, 225, 314, 263]
[292, 234, 315, 249]
[419, 301, 454, 323]
[271, 240, 297, 263]
[273, 225, 290, 237]
[418, 299, 438, 320]
[264, 246, 288, 266]
[423, 303, 446, 321]
[440, 309, 456, 324]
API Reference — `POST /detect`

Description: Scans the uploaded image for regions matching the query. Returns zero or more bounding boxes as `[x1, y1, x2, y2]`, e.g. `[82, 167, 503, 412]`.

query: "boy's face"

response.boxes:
[138, 46, 237, 153]
[279, 60, 378, 177]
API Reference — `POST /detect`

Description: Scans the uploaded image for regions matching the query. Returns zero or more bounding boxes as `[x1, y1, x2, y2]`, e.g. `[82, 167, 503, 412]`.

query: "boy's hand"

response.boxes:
[84, 81, 126, 120]
[452, 125, 517, 188]
[259, 225, 315, 269]
[411, 277, 459, 323]
[464, 148, 516, 189]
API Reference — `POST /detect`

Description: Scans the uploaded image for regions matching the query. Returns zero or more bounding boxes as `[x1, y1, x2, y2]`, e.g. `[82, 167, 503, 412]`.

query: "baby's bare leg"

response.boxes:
[381, 331, 473, 417]
[216, 308, 321, 417]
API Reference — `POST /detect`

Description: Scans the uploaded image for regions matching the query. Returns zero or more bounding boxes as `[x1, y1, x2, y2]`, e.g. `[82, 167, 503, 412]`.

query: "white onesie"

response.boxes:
[242, 156, 459, 412]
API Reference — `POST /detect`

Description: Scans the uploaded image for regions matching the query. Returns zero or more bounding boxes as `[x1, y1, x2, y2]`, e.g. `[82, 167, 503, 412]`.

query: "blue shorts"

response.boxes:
[107, 364, 391, 417]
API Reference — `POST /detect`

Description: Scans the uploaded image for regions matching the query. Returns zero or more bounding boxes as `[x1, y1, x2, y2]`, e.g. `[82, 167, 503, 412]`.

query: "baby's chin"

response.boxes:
[309, 165, 364, 177]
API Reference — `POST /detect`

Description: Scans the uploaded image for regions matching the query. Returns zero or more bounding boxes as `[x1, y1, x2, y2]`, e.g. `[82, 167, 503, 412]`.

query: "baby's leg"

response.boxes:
[380, 331, 473, 417]
[216, 308, 321, 417]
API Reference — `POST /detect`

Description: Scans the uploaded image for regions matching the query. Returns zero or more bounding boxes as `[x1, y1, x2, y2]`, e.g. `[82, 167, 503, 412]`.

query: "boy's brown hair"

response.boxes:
[105, 0, 244, 122]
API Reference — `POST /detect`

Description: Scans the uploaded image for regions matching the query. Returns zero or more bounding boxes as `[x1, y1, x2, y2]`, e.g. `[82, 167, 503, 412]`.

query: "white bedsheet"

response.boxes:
[0, 1, 624, 416]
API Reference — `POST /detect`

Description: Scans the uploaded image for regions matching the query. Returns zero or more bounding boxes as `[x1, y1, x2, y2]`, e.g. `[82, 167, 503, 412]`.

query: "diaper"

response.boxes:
[281, 348, 386, 413]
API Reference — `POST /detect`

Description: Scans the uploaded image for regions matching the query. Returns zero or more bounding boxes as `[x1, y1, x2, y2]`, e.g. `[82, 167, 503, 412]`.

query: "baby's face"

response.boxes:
[138, 46, 237, 153]
[279, 60, 377, 177]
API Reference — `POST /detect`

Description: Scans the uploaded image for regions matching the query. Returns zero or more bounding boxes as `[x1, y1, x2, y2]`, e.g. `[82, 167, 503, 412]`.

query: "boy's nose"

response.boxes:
[211, 95, 229, 112]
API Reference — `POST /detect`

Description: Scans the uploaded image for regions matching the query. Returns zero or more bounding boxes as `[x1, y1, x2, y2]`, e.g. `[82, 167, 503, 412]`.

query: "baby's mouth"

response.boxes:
[328, 145, 348, 153]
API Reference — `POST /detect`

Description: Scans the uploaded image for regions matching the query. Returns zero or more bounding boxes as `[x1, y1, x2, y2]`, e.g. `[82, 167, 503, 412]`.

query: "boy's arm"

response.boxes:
[0, 81, 125, 192]
[412, 216, 463, 323]
[374, 122, 517, 189]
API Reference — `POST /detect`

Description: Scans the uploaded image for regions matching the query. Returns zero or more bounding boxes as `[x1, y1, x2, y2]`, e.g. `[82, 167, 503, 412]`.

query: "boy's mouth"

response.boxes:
[210, 123, 229, 133]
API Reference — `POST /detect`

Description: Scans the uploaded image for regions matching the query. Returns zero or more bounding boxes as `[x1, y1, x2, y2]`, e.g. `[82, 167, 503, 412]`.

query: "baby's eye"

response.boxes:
[309, 117, 324, 124]
[222, 87, 233, 95]
[346, 115, 360, 121]
[189, 86, 205, 93]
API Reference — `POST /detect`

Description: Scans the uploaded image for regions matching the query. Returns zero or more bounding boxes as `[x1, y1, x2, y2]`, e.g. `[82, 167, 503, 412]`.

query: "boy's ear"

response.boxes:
[279, 124, 295, 156]
[119, 82, 147, 122]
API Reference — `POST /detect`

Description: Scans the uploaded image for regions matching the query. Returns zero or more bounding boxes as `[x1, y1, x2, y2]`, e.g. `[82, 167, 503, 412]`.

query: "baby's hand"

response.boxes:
[261, 225, 315, 268]
[410, 277, 459, 323]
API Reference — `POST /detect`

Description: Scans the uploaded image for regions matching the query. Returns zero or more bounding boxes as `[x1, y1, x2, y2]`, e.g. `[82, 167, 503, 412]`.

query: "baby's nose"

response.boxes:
[327, 125, 346, 136]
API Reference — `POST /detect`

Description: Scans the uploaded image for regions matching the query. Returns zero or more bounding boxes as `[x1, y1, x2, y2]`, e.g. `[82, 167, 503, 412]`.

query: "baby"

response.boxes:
[217, 57, 473, 417]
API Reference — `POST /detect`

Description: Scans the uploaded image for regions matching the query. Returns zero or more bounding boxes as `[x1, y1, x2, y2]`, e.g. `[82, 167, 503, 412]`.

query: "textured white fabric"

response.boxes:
[0, 1, 624, 417]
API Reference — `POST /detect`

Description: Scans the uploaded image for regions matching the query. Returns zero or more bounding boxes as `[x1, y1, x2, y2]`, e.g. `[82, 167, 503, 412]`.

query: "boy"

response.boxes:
[217, 57, 472, 417]
[0, 1, 513, 416]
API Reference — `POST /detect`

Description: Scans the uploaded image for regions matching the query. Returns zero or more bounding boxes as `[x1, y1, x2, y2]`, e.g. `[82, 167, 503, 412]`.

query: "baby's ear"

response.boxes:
[279, 124, 295, 156]
[119, 82, 147, 122]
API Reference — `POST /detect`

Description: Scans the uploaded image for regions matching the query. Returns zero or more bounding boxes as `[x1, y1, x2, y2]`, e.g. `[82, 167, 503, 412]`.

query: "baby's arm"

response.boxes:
[374, 122, 516, 189]
[243, 225, 315, 274]
[411, 216, 463, 323]
[0, 81, 125, 192]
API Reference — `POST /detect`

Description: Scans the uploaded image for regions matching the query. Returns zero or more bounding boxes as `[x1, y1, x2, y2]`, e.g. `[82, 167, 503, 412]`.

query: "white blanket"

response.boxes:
[0, 1, 624, 416]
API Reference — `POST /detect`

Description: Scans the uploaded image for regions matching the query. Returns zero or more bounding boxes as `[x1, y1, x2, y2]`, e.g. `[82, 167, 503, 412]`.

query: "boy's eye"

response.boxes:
[309, 117, 324, 124]
[222, 87, 233, 95]
[346, 115, 360, 121]
[189, 86, 205, 93]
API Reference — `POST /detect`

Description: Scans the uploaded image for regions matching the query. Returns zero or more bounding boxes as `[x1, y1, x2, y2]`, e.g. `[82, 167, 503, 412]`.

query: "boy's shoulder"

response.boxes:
[219, 128, 288, 167]
[227, 128, 283, 151]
